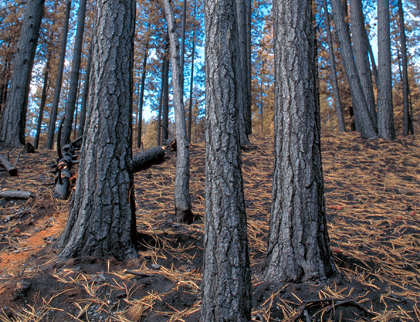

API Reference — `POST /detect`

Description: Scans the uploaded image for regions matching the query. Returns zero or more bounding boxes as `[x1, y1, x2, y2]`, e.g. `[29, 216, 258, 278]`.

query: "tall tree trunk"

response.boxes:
[77, 41, 93, 138]
[202, 0, 251, 319]
[349, 0, 377, 129]
[0, 0, 45, 147]
[365, 30, 378, 87]
[137, 47, 148, 148]
[47, 0, 71, 149]
[188, 24, 196, 143]
[162, 50, 170, 143]
[398, 0, 414, 135]
[58, 0, 137, 261]
[377, 0, 395, 140]
[163, 0, 193, 224]
[330, 0, 377, 138]
[264, 0, 334, 283]
[180, 0, 187, 98]
[246, 0, 252, 135]
[34, 59, 50, 149]
[61, 0, 88, 146]
[157, 60, 165, 146]
[322, 0, 346, 132]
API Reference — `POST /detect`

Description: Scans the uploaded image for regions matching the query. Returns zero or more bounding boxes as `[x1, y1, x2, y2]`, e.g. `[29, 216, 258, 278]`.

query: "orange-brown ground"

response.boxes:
[0, 132, 419, 321]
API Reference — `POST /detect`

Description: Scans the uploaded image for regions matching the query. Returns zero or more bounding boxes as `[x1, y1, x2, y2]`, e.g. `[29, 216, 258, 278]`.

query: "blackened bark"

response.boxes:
[162, 38, 170, 143]
[201, 0, 251, 320]
[77, 42, 93, 138]
[246, 0, 252, 135]
[188, 29, 196, 143]
[47, 0, 71, 150]
[132, 146, 165, 173]
[265, 0, 334, 283]
[0, 0, 45, 147]
[349, 0, 377, 129]
[163, 0, 193, 224]
[61, 0, 88, 146]
[34, 59, 50, 149]
[398, 0, 414, 135]
[322, 0, 346, 132]
[58, 0, 137, 261]
[330, 0, 377, 138]
[137, 47, 148, 148]
[377, 0, 395, 140]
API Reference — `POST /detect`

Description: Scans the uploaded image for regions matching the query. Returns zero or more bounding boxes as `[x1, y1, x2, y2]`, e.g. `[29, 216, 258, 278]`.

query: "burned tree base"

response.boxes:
[174, 209, 194, 225]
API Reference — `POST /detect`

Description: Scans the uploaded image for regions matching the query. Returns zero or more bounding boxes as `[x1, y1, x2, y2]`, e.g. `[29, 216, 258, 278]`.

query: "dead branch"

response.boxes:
[0, 190, 32, 199]
[0, 153, 18, 176]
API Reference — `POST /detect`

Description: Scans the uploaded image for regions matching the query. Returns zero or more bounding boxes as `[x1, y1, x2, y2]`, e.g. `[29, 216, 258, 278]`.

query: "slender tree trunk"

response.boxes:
[58, 0, 137, 261]
[330, 0, 377, 138]
[377, 0, 395, 140]
[398, 0, 414, 135]
[202, 0, 251, 319]
[365, 30, 378, 87]
[264, 0, 335, 283]
[61, 0, 88, 146]
[322, 0, 346, 132]
[163, 0, 193, 224]
[77, 41, 93, 138]
[47, 0, 71, 149]
[349, 0, 377, 129]
[180, 0, 187, 97]
[34, 59, 50, 149]
[0, 0, 45, 147]
[162, 52, 170, 143]
[137, 48, 149, 148]
[246, 0, 252, 135]
[188, 28, 196, 143]
[157, 60, 165, 146]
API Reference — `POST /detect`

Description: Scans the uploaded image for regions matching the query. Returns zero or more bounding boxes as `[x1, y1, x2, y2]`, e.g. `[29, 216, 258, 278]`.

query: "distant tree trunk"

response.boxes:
[162, 49, 170, 143]
[47, 0, 71, 150]
[0, 0, 44, 147]
[157, 60, 165, 146]
[77, 41, 93, 138]
[202, 0, 251, 319]
[377, 0, 395, 140]
[264, 0, 335, 283]
[188, 28, 196, 143]
[137, 47, 148, 148]
[58, 0, 137, 261]
[398, 0, 414, 135]
[246, 0, 252, 135]
[61, 0, 88, 146]
[34, 59, 50, 149]
[163, 0, 193, 224]
[322, 0, 346, 132]
[330, 0, 377, 138]
[365, 31, 378, 87]
[349, 0, 377, 129]
[180, 0, 187, 97]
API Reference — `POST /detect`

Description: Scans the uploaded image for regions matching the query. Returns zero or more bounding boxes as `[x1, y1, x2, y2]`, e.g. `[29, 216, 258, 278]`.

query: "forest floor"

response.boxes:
[0, 132, 419, 322]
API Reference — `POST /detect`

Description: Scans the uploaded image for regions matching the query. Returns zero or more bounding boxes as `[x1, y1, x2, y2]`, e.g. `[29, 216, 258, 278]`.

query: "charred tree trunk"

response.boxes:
[201, 0, 251, 319]
[188, 0, 197, 143]
[47, 0, 71, 150]
[137, 46, 149, 148]
[58, 0, 137, 261]
[34, 59, 50, 149]
[60, 0, 88, 146]
[77, 41, 93, 138]
[162, 34, 170, 144]
[264, 0, 335, 283]
[157, 59, 165, 146]
[0, 0, 45, 147]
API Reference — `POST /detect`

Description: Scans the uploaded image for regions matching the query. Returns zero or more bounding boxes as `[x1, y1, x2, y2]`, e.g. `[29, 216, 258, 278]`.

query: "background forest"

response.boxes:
[1, 0, 419, 146]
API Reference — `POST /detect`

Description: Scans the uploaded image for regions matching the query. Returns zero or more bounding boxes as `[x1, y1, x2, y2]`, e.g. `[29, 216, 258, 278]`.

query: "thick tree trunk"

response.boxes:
[137, 47, 148, 148]
[163, 0, 193, 224]
[132, 146, 165, 173]
[330, 0, 377, 138]
[377, 0, 395, 140]
[349, 0, 377, 129]
[265, 0, 335, 283]
[77, 42, 93, 138]
[322, 0, 346, 132]
[398, 0, 414, 135]
[60, 0, 88, 146]
[34, 59, 50, 149]
[0, 0, 45, 147]
[47, 0, 71, 150]
[201, 0, 251, 320]
[58, 0, 137, 261]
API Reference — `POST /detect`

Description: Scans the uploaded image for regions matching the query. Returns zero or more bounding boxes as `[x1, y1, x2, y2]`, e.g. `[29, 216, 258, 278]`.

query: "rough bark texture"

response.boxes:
[0, 0, 44, 147]
[264, 0, 335, 283]
[77, 42, 93, 138]
[202, 0, 251, 320]
[330, 0, 377, 139]
[60, 0, 88, 146]
[132, 146, 165, 173]
[321, 0, 345, 132]
[349, 0, 377, 129]
[58, 0, 137, 261]
[34, 59, 50, 149]
[377, 0, 395, 140]
[47, 0, 71, 150]
[398, 0, 414, 136]
[163, 0, 193, 224]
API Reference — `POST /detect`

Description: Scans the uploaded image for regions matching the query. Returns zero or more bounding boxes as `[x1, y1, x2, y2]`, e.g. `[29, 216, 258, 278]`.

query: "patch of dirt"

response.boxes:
[1, 132, 419, 321]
